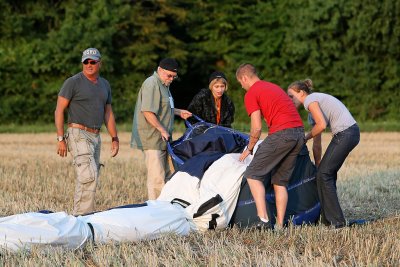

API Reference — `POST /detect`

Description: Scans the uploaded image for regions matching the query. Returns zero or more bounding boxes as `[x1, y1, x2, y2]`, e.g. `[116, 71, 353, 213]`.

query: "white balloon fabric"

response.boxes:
[82, 201, 194, 244]
[185, 154, 249, 231]
[0, 212, 91, 252]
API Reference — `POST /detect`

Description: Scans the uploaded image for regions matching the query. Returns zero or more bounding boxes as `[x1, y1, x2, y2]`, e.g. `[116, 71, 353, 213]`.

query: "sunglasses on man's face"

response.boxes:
[166, 73, 178, 80]
[161, 68, 178, 80]
[83, 59, 99, 65]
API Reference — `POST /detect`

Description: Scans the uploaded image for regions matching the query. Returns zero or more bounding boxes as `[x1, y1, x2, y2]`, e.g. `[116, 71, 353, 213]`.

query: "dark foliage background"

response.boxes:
[0, 0, 399, 125]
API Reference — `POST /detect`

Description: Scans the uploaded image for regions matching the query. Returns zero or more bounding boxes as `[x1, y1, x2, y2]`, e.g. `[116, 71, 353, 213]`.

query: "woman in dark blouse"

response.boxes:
[187, 71, 235, 128]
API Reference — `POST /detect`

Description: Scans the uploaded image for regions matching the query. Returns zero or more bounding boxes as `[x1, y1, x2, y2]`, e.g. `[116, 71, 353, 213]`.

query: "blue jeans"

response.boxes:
[317, 124, 360, 226]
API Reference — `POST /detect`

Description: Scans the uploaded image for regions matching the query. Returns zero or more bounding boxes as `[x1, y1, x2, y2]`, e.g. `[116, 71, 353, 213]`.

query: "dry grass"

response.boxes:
[0, 132, 399, 266]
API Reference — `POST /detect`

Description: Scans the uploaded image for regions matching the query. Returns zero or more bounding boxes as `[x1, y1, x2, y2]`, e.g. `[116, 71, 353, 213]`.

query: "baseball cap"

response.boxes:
[82, 48, 101, 62]
[209, 71, 227, 84]
[159, 58, 179, 72]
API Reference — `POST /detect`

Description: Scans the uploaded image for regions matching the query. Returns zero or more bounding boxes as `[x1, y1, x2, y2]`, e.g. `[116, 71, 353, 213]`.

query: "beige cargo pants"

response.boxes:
[67, 127, 101, 215]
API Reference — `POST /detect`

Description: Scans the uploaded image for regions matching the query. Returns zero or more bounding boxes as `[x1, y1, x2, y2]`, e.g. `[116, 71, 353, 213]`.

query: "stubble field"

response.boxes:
[0, 132, 399, 266]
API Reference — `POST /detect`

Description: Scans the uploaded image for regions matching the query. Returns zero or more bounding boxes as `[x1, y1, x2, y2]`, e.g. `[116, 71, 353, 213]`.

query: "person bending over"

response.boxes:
[236, 63, 304, 229]
[287, 78, 360, 228]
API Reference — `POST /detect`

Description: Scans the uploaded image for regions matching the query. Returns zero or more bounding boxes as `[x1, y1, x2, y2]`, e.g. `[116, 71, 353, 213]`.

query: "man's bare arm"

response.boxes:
[54, 96, 70, 157]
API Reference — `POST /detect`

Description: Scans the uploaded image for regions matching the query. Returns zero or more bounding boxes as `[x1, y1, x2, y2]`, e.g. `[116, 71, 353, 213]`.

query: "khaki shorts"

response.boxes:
[244, 127, 304, 186]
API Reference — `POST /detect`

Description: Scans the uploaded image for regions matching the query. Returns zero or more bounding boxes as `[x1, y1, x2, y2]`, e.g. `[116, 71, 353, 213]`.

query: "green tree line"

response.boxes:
[0, 0, 399, 126]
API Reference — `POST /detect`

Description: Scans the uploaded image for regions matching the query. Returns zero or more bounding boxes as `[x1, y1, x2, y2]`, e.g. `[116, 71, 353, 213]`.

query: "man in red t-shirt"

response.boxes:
[236, 63, 304, 229]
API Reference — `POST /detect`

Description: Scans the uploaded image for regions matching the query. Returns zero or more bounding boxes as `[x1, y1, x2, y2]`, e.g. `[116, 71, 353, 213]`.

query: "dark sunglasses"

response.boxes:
[83, 59, 99, 65]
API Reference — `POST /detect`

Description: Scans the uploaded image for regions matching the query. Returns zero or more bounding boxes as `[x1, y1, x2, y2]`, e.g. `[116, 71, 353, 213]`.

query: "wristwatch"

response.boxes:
[57, 136, 64, 142]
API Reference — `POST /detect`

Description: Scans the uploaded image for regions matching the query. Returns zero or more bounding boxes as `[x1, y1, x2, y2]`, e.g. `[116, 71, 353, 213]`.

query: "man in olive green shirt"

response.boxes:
[131, 58, 192, 200]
